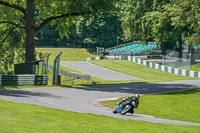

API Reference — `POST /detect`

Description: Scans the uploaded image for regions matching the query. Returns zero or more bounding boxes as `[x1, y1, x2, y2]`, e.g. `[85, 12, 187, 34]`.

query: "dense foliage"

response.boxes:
[0, 0, 115, 73]
[1, 0, 200, 72]
[36, 12, 122, 49]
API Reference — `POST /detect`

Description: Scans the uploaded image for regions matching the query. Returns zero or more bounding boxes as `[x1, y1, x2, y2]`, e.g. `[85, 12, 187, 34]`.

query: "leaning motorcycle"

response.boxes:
[112, 97, 139, 115]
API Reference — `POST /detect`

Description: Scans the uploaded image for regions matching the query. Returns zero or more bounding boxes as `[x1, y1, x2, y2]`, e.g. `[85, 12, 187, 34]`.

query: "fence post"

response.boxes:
[42, 53, 51, 74]
[53, 52, 62, 85]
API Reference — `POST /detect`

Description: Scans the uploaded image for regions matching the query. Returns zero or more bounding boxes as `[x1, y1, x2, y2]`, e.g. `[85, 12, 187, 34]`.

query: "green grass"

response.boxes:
[0, 99, 199, 133]
[1, 48, 200, 132]
[101, 88, 200, 123]
[36, 48, 195, 85]
[190, 63, 200, 71]
[36, 48, 95, 64]
[91, 60, 194, 82]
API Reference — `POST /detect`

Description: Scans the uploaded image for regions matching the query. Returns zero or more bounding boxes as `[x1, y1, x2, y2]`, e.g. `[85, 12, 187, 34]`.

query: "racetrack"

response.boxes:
[60, 61, 142, 80]
[0, 80, 200, 126]
[1, 61, 200, 126]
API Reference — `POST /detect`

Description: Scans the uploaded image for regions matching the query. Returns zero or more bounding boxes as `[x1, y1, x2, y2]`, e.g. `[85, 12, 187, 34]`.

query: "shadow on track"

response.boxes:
[0, 89, 61, 98]
[75, 82, 199, 94]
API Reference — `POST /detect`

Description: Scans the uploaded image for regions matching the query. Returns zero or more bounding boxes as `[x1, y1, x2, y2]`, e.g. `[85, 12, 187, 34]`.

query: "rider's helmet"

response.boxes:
[135, 94, 140, 99]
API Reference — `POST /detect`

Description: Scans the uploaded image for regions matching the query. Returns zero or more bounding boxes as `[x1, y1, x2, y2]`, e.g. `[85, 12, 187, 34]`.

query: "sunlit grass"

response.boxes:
[0, 99, 199, 133]
[36, 48, 95, 65]
[91, 60, 194, 82]
[101, 88, 200, 122]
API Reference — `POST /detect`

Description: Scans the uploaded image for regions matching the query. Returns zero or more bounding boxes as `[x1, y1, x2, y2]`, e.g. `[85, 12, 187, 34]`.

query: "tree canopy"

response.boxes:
[119, 0, 200, 57]
[1, 0, 200, 72]
[0, 0, 116, 63]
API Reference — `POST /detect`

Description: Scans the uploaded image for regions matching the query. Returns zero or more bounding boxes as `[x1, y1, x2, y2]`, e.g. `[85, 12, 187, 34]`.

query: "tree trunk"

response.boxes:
[177, 36, 182, 58]
[188, 45, 195, 64]
[25, 0, 35, 62]
[160, 41, 166, 55]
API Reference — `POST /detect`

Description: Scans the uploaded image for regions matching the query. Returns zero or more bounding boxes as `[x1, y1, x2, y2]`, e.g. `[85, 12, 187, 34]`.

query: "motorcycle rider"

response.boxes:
[117, 94, 140, 114]
[132, 94, 140, 108]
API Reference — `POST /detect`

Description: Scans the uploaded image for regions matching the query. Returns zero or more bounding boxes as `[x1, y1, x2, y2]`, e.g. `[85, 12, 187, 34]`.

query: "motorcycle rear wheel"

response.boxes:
[121, 106, 131, 115]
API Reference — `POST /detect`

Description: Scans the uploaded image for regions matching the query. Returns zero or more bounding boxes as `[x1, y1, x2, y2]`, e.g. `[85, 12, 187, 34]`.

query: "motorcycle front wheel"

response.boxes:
[112, 107, 117, 114]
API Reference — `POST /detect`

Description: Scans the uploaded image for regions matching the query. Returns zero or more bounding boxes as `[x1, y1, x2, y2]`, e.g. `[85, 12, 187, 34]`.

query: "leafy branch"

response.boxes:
[0, 21, 25, 29]
[0, 1, 25, 14]
[35, 11, 91, 32]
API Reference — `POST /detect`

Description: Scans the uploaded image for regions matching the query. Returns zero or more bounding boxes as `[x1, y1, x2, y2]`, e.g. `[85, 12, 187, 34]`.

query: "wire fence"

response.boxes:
[47, 64, 92, 83]
[162, 56, 191, 70]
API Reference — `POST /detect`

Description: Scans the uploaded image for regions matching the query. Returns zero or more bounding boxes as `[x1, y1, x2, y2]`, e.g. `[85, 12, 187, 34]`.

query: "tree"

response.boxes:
[141, 0, 174, 55]
[73, 12, 122, 49]
[164, 0, 192, 58]
[35, 23, 69, 47]
[0, 0, 115, 62]
[159, 0, 200, 58]
[141, 0, 196, 58]
[119, 0, 154, 42]
[0, 9, 25, 73]
[174, 0, 200, 46]
[119, 0, 200, 58]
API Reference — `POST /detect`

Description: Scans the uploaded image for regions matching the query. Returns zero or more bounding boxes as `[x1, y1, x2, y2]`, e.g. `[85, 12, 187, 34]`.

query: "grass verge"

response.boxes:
[101, 88, 200, 123]
[91, 60, 194, 82]
[0, 99, 199, 133]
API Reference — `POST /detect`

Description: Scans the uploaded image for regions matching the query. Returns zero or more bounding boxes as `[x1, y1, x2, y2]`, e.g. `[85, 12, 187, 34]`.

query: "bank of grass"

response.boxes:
[36, 48, 95, 64]
[0, 100, 199, 133]
[101, 88, 200, 123]
[91, 60, 194, 82]
[36, 48, 95, 86]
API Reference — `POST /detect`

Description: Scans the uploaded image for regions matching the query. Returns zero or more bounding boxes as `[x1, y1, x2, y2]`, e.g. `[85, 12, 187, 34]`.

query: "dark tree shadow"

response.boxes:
[0, 89, 61, 98]
[74, 82, 200, 95]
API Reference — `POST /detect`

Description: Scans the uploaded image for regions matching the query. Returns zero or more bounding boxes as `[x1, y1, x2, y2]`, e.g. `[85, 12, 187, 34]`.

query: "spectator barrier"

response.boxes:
[126, 55, 200, 78]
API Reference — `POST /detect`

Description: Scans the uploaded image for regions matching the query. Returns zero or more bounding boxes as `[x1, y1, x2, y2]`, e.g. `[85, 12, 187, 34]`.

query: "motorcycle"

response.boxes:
[112, 96, 139, 115]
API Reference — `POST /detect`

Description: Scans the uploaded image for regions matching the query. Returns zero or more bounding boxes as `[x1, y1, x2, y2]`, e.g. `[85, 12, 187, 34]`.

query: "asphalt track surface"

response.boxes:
[60, 61, 142, 80]
[1, 80, 200, 126]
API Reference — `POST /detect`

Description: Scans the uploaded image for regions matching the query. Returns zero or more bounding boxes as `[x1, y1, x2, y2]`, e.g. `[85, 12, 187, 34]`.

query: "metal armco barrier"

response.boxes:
[0, 75, 48, 85]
